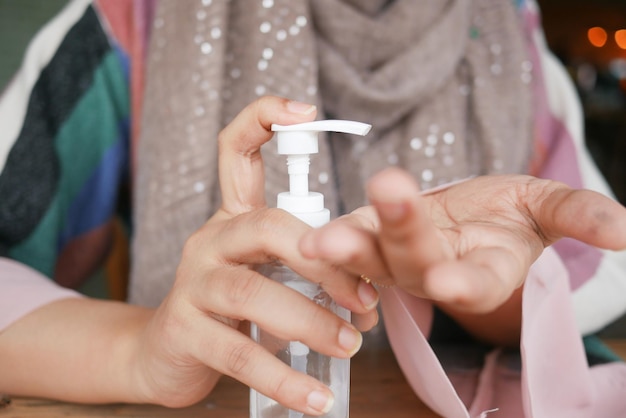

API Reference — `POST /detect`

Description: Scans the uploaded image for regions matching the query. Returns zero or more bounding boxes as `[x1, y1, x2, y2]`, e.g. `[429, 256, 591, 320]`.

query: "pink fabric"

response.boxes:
[381, 287, 469, 417]
[0, 257, 81, 332]
[522, 248, 626, 417]
[520, 2, 603, 293]
[381, 248, 626, 417]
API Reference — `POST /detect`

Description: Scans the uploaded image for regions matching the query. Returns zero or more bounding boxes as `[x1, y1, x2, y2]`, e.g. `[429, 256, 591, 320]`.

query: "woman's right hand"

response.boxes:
[0, 97, 378, 413]
[132, 97, 380, 414]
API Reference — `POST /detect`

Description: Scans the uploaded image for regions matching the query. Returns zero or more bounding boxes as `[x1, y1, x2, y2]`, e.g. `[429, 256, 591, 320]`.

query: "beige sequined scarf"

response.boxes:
[130, 0, 533, 306]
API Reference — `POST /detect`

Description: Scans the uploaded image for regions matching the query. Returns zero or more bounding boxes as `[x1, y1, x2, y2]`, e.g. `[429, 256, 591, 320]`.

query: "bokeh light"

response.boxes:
[588, 26, 608, 47]
[615, 29, 626, 50]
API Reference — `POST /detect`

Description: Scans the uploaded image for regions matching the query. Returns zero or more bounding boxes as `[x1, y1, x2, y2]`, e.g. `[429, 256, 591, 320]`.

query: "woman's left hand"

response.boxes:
[299, 168, 626, 343]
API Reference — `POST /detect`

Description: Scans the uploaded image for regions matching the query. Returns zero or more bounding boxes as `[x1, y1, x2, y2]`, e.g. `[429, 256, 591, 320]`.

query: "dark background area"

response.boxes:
[0, 0, 68, 87]
[539, 0, 626, 205]
[1, 0, 625, 335]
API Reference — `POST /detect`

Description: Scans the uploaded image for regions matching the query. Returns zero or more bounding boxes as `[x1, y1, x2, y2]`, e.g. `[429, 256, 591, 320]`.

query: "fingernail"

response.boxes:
[338, 325, 362, 356]
[307, 390, 334, 414]
[287, 100, 316, 115]
[376, 201, 408, 223]
[357, 280, 379, 310]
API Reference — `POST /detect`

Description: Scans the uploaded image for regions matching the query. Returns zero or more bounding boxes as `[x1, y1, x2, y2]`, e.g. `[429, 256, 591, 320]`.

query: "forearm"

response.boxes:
[0, 297, 153, 404]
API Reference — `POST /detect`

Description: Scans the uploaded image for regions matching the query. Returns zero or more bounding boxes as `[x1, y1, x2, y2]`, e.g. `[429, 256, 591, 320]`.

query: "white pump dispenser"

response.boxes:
[271, 120, 372, 227]
[250, 120, 371, 418]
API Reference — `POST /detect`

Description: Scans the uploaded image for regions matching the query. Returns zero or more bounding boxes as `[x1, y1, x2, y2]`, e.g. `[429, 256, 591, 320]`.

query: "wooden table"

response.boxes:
[2, 341, 625, 417]
[0, 348, 434, 418]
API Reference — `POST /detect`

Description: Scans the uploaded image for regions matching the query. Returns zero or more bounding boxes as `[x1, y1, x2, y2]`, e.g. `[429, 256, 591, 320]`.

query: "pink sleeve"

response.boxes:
[0, 257, 81, 332]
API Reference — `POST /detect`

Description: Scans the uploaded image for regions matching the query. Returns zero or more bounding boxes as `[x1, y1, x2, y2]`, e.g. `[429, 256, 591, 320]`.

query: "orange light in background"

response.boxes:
[588, 27, 608, 47]
[616, 30, 626, 50]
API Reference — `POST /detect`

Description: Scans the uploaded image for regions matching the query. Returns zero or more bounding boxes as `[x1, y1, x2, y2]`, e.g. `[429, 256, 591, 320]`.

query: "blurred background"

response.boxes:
[540, 0, 626, 206]
[1, 0, 625, 335]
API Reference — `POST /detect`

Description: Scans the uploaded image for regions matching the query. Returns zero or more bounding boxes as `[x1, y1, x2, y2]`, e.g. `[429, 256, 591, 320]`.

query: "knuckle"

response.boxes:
[251, 208, 284, 232]
[266, 370, 292, 402]
[309, 306, 330, 329]
[249, 208, 293, 246]
[182, 228, 205, 259]
[303, 304, 336, 340]
[225, 270, 264, 311]
[254, 95, 276, 111]
[178, 230, 212, 276]
[224, 340, 257, 376]
[319, 263, 344, 285]
[351, 207, 380, 231]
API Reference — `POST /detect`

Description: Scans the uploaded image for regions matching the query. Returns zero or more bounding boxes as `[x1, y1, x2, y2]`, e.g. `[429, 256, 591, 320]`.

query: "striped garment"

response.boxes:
[0, 0, 150, 291]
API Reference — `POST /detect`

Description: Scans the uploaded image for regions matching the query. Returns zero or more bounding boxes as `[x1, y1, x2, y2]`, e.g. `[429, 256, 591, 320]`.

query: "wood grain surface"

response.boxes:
[2, 341, 625, 417]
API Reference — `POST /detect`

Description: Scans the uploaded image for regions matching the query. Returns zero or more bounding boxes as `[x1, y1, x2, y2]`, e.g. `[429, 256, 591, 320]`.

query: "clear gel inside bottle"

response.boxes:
[251, 263, 350, 418]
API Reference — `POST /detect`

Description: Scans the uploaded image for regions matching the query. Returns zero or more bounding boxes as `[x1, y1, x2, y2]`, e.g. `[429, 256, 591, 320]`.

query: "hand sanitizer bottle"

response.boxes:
[250, 120, 371, 418]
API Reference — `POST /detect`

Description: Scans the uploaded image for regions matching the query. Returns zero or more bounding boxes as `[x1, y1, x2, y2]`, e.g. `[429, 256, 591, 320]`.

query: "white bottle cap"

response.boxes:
[271, 120, 371, 227]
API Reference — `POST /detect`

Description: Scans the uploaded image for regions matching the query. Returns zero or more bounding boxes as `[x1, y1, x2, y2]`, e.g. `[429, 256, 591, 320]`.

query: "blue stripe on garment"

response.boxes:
[57, 118, 129, 252]
[112, 41, 130, 82]
[55, 40, 131, 252]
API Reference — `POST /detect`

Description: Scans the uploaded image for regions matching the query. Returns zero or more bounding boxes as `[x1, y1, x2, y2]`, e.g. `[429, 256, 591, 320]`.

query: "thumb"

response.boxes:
[218, 96, 317, 215]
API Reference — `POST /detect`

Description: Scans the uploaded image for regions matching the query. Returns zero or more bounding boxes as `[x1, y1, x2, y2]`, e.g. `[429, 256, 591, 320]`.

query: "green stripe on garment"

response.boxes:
[9, 50, 129, 276]
[584, 335, 624, 363]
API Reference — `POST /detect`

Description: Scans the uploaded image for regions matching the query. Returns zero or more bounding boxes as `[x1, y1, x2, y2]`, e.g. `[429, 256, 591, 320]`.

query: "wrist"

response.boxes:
[110, 305, 155, 404]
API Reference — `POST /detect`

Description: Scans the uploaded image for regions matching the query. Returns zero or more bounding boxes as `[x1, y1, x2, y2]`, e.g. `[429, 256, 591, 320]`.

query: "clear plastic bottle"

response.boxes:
[251, 264, 351, 418]
[250, 120, 371, 418]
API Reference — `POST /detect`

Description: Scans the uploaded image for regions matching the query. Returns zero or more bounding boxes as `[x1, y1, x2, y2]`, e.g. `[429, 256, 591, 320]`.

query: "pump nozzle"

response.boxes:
[271, 120, 372, 228]
[271, 120, 372, 155]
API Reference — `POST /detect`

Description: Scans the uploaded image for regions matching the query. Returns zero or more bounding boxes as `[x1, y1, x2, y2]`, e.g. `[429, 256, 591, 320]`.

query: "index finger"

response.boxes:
[218, 96, 317, 216]
[367, 168, 454, 293]
[298, 208, 393, 283]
